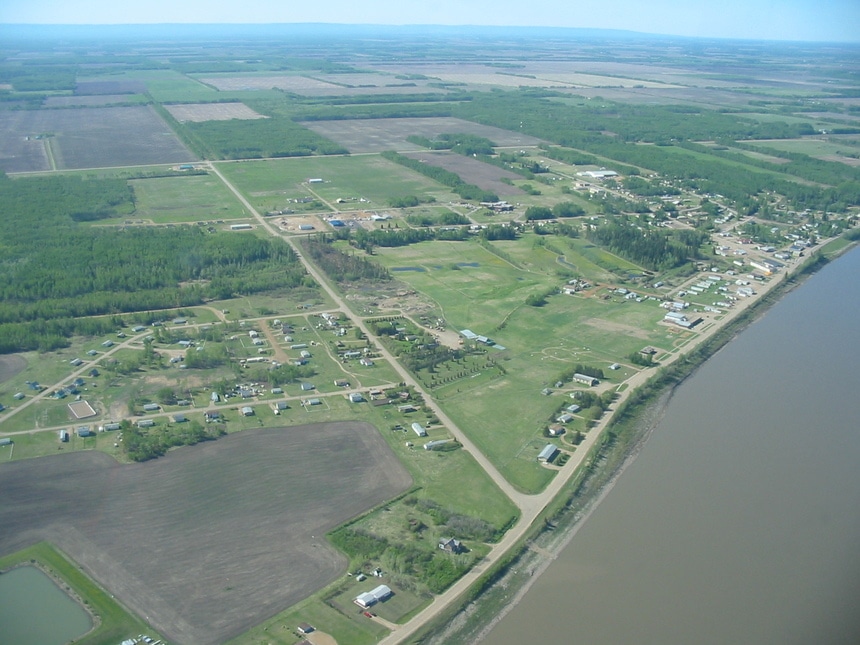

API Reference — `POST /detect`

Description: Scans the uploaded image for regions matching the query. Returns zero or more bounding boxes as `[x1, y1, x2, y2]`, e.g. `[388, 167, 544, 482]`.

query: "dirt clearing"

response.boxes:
[299, 117, 542, 153]
[164, 103, 268, 123]
[0, 355, 26, 384]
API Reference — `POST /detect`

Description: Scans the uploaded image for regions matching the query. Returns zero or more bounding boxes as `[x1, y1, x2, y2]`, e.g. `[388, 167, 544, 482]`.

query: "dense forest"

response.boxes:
[587, 219, 710, 271]
[0, 173, 309, 353]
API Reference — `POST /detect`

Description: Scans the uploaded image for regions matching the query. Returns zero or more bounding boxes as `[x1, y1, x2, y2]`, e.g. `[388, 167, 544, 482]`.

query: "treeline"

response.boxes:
[381, 150, 498, 202]
[329, 527, 468, 594]
[622, 175, 680, 197]
[301, 235, 391, 282]
[0, 316, 123, 354]
[405, 211, 470, 227]
[349, 226, 469, 252]
[181, 116, 347, 159]
[683, 140, 860, 187]
[407, 133, 496, 156]
[558, 364, 605, 382]
[0, 173, 309, 352]
[587, 220, 709, 271]
[389, 194, 437, 208]
[122, 420, 225, 462]
[524, 202, 585, 220]
[0, 227, 303, 318]
[455, 93, 816, 146]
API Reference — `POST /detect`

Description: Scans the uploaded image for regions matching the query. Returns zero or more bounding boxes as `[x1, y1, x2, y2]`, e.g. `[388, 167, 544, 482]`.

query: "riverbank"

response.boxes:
[412, 239, 856, 644]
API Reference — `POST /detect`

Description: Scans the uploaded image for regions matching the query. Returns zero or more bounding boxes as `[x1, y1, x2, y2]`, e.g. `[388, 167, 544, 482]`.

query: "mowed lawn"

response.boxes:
[124, 174, 248, 223]
[0, 422, 412, 645]
[373, 236, 680, 492]
[216, 155, 456, 212]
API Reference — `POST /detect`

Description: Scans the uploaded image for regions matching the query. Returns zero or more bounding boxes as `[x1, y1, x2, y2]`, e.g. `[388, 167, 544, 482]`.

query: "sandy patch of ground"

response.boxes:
[307, 630, 339, 645]
[583, 318, 651, 339]
[0, 355, 26, 384]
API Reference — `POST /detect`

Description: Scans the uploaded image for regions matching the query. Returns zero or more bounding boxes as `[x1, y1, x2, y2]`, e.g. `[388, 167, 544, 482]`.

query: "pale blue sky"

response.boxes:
[0, 0, 858, 43]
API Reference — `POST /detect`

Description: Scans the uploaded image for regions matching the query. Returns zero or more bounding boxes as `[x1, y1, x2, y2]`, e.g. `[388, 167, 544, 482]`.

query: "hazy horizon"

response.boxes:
[1, 1, 858, 44]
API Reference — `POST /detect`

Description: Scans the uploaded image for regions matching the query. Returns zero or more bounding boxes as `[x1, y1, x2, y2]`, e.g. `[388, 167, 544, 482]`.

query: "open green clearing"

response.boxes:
[368, 234, 681, 492]
[216, 155, 458, 213]
[120, 174, 247, 223]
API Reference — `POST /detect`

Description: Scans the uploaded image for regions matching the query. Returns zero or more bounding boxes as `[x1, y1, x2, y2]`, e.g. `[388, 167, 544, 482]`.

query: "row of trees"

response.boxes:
[301, 235, 391, 282]
[122, 420, 225, 462]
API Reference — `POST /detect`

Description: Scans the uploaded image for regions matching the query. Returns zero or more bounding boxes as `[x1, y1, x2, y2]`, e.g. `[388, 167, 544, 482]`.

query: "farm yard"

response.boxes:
[300, 117, 544, 154]
[0, 106, 195, 173]
[0, 422, 412, 645]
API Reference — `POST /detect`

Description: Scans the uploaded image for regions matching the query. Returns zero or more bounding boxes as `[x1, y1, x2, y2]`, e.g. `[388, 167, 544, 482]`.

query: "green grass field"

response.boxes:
[367, 233, 681, 491]
[123, 174, 248, 223]
[216, 155, 458, 213]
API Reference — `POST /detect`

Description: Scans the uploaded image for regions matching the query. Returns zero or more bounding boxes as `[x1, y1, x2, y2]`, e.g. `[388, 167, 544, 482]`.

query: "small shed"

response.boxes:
[241, 406, 255, 416]
[538, 443, 559, 463]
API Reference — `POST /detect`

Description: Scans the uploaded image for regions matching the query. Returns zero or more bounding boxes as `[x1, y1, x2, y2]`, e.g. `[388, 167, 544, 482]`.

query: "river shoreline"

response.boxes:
[417, 242, 855, 645]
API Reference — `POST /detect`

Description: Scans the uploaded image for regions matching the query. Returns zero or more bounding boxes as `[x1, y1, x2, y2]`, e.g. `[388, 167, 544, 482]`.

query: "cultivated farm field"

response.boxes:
[402, 150, 525, 197]
[0, 422, 412, 645]
[300, 116, 543, 153]
[0, 106, 195, 173]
